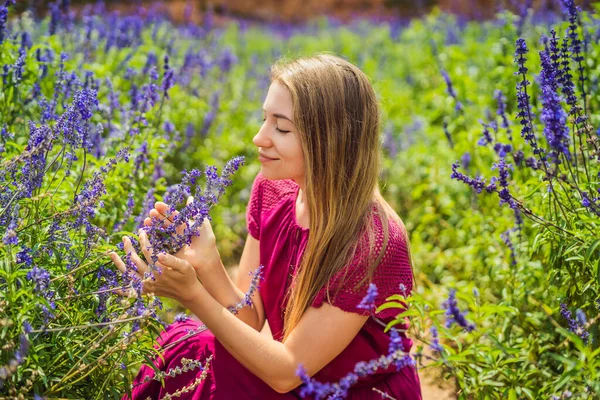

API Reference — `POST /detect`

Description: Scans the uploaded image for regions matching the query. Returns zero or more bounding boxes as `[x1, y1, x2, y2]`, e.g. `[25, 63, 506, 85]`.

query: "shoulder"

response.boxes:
[356, 205, 409, 259]
[250, 172, 298, 210]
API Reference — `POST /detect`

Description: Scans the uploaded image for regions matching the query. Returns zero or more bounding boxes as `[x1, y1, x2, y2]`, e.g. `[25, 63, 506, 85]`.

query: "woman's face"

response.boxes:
[253, 81, 305, 185]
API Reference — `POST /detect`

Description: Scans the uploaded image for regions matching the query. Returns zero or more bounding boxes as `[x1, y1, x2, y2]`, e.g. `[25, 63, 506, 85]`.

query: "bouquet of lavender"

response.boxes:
[140, 156, 244, 273]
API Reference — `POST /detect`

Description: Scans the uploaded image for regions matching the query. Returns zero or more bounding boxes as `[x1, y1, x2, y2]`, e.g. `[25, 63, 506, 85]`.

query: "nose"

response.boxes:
[253, 122, 272, 149]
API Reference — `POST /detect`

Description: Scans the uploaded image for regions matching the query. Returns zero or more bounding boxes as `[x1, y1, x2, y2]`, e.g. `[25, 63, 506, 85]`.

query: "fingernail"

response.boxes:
[122, 236, 127, 243]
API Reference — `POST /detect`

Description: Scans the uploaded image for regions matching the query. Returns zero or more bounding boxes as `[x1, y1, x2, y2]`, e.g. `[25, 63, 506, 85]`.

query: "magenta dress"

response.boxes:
[124, 173, 422, 399]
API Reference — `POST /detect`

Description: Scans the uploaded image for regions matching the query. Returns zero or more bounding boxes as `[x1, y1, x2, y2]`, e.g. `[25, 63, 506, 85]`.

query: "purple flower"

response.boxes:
[219, 48, 237, 74]
[539, 49, 571, 164]
[477, 121, 493, 146]
[501, 228, 517, 266]
[441, 69, 463, 112]
[443, 121, 454, 148]
[0, 7, 7, 44]
[16, 246, 33, 266]
[356, 283, 378, 312]
[174, 313, 189, 323]
[514, 38, 546, 163]
[460, 152, 471, 170]
[451, 161, 492, 194]
[26, 265, 51, 294]
[493, 143, 513, 158]
[560, 303, 589, 343]
[443, 289, 475, 332]
[201, 91, 221, 137]
[430, 326, 443, 353]
[162, 55, 175, 99]
[494, 89, 512, 140]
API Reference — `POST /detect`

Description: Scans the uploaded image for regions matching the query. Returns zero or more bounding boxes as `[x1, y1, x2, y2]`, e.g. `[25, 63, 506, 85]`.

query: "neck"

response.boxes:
[295, 180, 309, 229]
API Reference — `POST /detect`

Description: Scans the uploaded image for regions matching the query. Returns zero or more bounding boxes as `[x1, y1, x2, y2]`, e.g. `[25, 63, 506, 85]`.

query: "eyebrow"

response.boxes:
[262, 108, 293, 123]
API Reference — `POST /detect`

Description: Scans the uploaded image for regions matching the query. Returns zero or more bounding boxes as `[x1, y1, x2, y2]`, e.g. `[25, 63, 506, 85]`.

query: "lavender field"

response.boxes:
[0, 0, 599, 398]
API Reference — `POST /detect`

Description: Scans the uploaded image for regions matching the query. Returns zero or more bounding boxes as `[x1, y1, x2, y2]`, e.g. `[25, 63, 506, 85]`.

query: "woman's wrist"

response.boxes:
[195, 248, 223, 276]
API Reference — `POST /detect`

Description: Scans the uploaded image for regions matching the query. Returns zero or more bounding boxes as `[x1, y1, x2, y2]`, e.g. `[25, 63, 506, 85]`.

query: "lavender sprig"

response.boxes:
[227, 265, 264, 315]
[441, 69, 463, 112]
[515, 38, 546, 165]
[142, 156, 244, 264]
[559, 303, 589, 343]
[443, 289, 475, 332]
[296, 327, 414, 400]
[356, 283, 378, 312]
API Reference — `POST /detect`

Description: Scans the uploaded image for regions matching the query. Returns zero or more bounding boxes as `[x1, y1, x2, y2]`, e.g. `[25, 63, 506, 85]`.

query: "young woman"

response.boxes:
[111, 54, 422, 399]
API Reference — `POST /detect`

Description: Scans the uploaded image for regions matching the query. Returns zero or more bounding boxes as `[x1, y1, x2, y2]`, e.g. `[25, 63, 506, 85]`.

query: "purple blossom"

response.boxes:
[501, 228, 517, 266]
[451, 161, 493, 194]
[560, 303, 589, 343]
[443, 120, 454, 148]
[539, 50, 571, 164]
[48, 2, 61, 35]
[430, 326, 443, 353]
[227, 266, 264, 315]
[143, 52, 158, 76]
[356, 283, 378, 312]
[201, 91, 220, 137]
[493, 143, 513, 158]
[494, 89, 512, 140]
[477, 121, 493, 146]
[162, 55, 175, 99]
[219, 48, 237, 74]
[560, 0, 586, 101]
[460, 152, 471, 170]
[16, 246, 33, 266]
[174, 313, 189, 323]
[443, 289, 475, 332]
[13, 48, 26, 83]
[26, 266, 51, 294]
[0, 0, 13, 44]
[441, 69, 463, 112]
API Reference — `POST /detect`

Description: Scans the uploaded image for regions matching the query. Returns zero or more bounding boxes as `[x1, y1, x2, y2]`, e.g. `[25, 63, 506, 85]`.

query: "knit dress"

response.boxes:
[123, 173, 422, 399]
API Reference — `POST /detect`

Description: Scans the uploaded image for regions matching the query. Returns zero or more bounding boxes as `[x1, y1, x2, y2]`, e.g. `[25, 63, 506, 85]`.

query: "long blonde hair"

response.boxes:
[272, 54, 413, 342]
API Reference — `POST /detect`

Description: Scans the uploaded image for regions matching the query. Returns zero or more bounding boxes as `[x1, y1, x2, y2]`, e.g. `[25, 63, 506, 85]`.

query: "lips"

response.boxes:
[259, 153, 279, 160]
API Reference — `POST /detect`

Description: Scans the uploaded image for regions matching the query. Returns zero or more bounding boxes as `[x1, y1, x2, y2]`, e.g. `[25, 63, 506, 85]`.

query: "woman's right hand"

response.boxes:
[143, 197, 221, 274]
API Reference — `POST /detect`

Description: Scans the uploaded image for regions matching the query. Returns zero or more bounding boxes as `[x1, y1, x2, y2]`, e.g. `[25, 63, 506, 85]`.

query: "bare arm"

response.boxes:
[195, 234, 265, 332]
[179, 276, 367, 393]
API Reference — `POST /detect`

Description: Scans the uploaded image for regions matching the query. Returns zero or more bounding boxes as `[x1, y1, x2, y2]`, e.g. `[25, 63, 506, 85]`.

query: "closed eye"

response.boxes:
[262, 116, 290, 133]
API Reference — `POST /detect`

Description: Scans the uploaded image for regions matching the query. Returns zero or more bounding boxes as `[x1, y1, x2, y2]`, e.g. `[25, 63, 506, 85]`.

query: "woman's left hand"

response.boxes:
[109, 229, 203, 304]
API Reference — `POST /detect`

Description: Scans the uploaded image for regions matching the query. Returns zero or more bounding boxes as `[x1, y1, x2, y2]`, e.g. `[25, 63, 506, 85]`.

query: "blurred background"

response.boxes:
[17, 0, 594, 22]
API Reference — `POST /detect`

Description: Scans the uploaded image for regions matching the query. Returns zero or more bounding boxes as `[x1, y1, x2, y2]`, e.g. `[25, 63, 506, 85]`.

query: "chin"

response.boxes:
[260, 167, 292, 181]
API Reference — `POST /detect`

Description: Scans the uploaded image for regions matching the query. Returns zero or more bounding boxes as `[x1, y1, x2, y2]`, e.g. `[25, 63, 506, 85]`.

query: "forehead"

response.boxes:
[262, 81, 293, 113]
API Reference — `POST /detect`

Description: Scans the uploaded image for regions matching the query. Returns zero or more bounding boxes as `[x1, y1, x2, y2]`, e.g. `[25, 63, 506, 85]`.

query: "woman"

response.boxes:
[111, 54, 422, 399]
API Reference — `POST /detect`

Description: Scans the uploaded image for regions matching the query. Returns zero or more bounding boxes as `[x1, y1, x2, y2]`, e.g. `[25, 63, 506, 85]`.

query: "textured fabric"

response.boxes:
[123, 172, 421, 399]
[122, 320, 299, 400]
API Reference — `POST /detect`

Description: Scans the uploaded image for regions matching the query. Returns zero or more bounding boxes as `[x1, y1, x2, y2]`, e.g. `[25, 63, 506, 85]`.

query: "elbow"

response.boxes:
[271, 377, 301, 394]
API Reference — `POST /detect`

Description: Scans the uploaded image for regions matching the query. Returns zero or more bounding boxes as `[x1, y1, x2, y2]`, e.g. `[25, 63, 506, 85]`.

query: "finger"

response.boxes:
[109, 252, 127, 274]
[155, 202, 171, 218]
[138, 229, 156, 265]
[110, 252, 140, 295]
[156, 253, 188, 273]
[187, 196, 194, 205]
[149, 208, 174, 226]
[123, 236, 148, 275]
